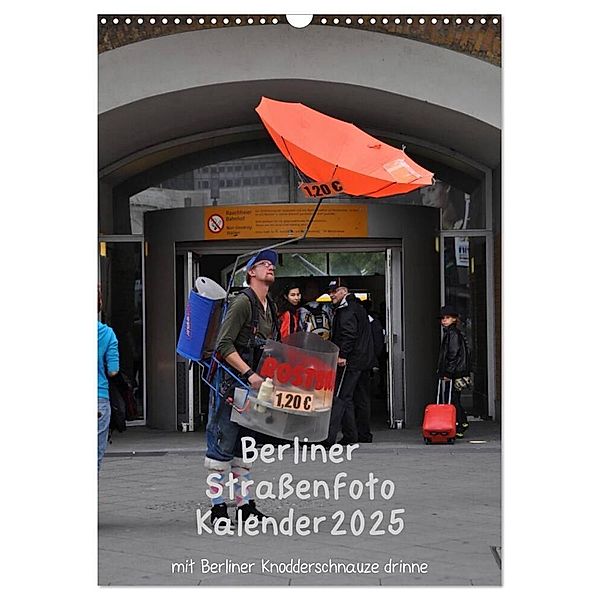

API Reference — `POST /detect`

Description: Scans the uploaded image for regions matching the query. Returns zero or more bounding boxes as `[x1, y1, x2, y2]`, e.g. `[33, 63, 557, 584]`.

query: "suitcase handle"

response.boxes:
[436, 379, 452, 404]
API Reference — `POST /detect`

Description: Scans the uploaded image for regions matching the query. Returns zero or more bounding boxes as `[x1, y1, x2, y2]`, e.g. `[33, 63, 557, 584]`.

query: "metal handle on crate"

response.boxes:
[229, 387, 253, 414]
[336, 364, 347, 397]
[199, 356, 253, 413]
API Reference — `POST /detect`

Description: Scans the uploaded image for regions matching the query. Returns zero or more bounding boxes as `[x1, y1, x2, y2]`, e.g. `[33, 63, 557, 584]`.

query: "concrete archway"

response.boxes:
[99, 25, 501, 185]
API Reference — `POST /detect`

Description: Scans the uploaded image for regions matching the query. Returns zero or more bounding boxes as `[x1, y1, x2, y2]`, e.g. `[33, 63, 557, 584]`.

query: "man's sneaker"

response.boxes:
[455, 431, 464, 439]
[210, 502, 229, 524]
[461, 422, 469, 431]
[236, 499, 267, 523]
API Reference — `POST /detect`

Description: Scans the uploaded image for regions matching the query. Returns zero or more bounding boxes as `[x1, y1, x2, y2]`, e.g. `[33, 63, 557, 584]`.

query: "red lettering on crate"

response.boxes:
[259, 357, 335, 392]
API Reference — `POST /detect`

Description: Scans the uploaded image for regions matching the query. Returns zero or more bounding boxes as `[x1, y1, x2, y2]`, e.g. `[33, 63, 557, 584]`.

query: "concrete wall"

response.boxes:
[99, 26, 500, 126]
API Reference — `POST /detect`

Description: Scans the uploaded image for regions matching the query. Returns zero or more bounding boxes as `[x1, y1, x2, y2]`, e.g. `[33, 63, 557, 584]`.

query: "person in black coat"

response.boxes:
[325, 277, 375, 446]
[437, 305, 471, 437]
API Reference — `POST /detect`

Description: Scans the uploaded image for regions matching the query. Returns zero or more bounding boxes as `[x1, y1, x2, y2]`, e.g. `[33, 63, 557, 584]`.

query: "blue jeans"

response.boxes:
[206, 391, 246, 463]
[98, 397, 111, 470]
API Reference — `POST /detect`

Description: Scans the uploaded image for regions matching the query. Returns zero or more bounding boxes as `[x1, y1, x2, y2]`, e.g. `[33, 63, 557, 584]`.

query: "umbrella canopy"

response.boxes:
[256, 97, 434, 198]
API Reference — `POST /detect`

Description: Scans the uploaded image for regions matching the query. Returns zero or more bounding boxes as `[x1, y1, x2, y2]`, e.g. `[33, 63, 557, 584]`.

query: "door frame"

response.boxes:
[98, 234, 147, 426]
[386, 246, 404, 428]
[176, 239, 404, 428]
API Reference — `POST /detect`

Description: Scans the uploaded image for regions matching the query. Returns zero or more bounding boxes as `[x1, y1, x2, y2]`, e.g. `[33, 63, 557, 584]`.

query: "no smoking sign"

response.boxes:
[207, 213, 224, 233]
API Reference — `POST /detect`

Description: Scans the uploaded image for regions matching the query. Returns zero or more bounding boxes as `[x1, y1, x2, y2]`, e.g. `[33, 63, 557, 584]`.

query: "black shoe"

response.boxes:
[358, 435, 373, 443]
[210, 502, 229, 524]
[339, 438, 358, 445]
[237, 499, 267, 523]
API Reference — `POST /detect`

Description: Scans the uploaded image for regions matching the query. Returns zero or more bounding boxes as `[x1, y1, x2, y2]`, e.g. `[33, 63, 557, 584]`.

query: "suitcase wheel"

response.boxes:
[424, 437, 431, 445]
[447, 438, 455, 445]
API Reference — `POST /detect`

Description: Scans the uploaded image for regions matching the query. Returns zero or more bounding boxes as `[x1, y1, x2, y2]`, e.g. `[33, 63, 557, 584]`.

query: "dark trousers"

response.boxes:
[326, 367, 362, 445]
[353, 370, 372, 442]
[442, 380, 467, 426]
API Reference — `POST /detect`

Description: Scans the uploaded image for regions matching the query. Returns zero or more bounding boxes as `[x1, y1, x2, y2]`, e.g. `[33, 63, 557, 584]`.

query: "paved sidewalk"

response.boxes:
[99, 422, 501, 586]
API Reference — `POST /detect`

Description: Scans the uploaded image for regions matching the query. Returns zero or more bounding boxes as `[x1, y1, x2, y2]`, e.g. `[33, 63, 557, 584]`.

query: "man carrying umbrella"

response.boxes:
[325, 277, 375, 447]
[204, 249, 280, 525]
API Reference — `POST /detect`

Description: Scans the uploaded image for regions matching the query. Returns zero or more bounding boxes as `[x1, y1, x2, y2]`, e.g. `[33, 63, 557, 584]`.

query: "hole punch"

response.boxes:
[286, 15, 313, 28]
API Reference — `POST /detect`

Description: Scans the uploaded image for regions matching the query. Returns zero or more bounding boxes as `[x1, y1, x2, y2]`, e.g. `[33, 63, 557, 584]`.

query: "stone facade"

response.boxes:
[98, 14, 501, 66]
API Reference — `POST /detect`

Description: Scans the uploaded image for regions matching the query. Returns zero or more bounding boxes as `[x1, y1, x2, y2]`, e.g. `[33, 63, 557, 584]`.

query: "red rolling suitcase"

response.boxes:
[422, 380, 456, 444]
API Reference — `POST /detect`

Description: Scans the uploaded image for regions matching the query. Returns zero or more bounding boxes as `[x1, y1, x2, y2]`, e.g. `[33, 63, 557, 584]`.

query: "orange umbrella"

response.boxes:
[256, 97, 434, 198]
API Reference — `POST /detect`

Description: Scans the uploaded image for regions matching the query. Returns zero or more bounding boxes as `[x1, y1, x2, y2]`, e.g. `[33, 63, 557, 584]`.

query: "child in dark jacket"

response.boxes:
[437, 305, 471, 438]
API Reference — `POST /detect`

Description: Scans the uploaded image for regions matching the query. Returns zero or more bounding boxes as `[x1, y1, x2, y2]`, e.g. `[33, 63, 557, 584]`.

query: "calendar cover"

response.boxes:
[98, 12, 502, 587]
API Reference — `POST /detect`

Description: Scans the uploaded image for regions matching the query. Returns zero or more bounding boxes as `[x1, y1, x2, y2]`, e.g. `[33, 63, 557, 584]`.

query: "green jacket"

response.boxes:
[216, 291, 276, 360]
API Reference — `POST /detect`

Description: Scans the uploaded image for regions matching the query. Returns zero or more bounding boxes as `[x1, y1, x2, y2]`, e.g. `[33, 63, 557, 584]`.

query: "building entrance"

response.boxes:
[99, 237, 146, 425]
[175, 243, 404, 432]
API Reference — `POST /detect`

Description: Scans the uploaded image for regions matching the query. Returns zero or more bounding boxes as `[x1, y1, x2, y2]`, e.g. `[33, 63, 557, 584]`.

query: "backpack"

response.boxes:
[108, 373, 129, 434]
[240, 288, 280, 342]
[235, 288, 281, 370]
[303, 301, 332, 340]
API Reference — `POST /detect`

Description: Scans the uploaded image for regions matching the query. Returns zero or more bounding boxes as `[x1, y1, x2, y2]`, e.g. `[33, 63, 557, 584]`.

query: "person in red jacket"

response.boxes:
[276, 282, 309, 339]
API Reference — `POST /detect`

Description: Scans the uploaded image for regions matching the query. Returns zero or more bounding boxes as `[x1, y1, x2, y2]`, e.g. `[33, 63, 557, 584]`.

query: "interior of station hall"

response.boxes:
[98, 15, 501, 432]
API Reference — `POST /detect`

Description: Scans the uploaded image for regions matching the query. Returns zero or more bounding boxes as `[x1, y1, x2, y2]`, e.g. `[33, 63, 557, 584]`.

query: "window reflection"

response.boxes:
[129, 152, 484, 234]
[443, 236, 488, 417]
[129, 154, 290, 234]
[419, 180, 484, 230]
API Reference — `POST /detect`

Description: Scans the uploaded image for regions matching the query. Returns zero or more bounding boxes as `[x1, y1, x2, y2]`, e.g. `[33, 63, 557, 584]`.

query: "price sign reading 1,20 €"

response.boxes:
[274, 390, 314, 412]
[299, 180, 344, 199]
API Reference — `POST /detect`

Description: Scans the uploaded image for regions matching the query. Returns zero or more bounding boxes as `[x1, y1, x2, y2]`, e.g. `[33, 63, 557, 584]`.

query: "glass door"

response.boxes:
[385, 247, 404, 428]
[442, 236, 490, 418]
[175, 250, 204, 431]
[98, 238, 146, 424]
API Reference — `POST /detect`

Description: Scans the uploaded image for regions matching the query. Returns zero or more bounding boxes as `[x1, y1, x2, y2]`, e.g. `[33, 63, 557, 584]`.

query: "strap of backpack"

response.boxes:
[267, 295, 281, 341]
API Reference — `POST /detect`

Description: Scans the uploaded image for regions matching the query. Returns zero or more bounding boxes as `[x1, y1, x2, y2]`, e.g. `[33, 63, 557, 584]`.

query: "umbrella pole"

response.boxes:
[203, 198, 325, 409]
[224, 198, 325, 295]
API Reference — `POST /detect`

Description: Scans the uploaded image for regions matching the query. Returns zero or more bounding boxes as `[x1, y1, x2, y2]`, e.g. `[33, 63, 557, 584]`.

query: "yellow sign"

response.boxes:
[203, 204, 367, 240]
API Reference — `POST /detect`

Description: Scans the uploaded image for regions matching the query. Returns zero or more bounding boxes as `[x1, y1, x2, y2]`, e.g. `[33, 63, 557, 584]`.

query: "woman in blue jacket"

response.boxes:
[98, 287, 119, 470]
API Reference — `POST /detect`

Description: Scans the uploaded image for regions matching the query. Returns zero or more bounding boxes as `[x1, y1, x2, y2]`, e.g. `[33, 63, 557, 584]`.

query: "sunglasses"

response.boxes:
[253, 261, 276, 270]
